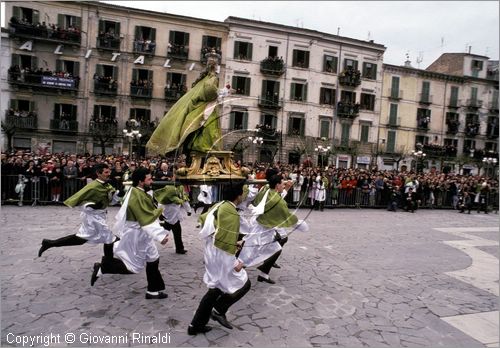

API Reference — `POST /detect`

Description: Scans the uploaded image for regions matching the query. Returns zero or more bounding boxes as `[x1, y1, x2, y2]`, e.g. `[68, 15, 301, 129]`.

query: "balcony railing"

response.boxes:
[130, 86, 152, 98]
[421, 144, 458, 157]
[489, 101, 499, 112]
[446, 120, 460, 134]
[94, 81, 118, 96]
[388, 88, 403, 100]
[9, 21, 81, 45]
[8, 72, 79, 91]
[3, 114, 37, 129]
[167, 46, 189, 61]
[338, 69, 361, 87]
[133, 40, 156, 55]
[419, 94, 433, 105]
[260, 58, 286, 76]
[96, 36, 121, 50]
[465, 99, 483, 109]
[337, 102, 360, 119]
[465, 123, 480, 137]
[448, 99, 461, 109]
[387, 117, 400, 127]
[50, 119, 78, 132]
[164, 88, 186, 102]
[258, 96, 283, 109]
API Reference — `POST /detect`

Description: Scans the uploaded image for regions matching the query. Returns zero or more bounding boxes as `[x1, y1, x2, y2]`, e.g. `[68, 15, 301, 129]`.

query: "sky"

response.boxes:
[102, 0, 499, 68]
[1, 1, 498, 67]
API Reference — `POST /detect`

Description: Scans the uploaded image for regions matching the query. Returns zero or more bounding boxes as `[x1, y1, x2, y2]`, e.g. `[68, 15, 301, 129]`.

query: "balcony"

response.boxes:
[9, 21, 81, 46]
[489, 101, 499, 112]
[3, 113, 37, 130]
[337, 102, 360, 119]
[94, 80, 117, 96]
[96, 36, 121, 51]
[8, 71, 79, 93]
[446, 120, 460, 135]
[387, 88, 403, 100]
[50, 119, 78, 132]
[338, 68, 361, 87]
[260, 58, 286, 76]
[133, 40, 156, 56]
[130, 86, 152, 99]
[167, 45, 189, 61]
[258, 95, 283, 109]
[164, 87, 186, 102]
[486, 123, 499, 139]
[387, 117, 400, 128]
[422, 144, 447, 157]
[465, 123, 480, 137]
[465, 99, 483, 109]
[448, 99, 461, 109]
[419, 93, 433, 105]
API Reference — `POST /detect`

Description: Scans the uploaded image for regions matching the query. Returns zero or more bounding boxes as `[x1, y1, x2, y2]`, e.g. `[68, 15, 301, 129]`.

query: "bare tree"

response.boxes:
[89, 119, 118, 155]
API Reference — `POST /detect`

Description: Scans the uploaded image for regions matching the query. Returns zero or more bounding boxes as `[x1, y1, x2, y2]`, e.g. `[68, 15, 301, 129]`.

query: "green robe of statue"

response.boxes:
[64, 180, 115, 208]
[146, 72, 222, 155]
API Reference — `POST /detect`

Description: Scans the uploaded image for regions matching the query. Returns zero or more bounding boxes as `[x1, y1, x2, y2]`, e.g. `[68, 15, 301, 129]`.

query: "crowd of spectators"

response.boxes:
[8, 65, 80, 88]
[261, 56, 285, 72]
[2, 150, 498, 213]
[93, 74, 118, 92]
[10, 16, 81, 42]
[6, 108, 37, 119]
[130, 79, 153, 96]
[339, 66, 361, 85]
[134, 38, 156, 53]
[168, 43, 188, 57]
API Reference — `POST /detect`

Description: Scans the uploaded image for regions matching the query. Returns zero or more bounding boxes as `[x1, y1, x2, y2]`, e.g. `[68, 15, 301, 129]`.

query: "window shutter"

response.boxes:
[32, 10, 39, 24]
[323, 56, 328, 71]
[56, 59, 63, 72]
[132, 69, 138, 81]
[134, 26, 141, 40]
[11, 54, 20, 66]
[181, 74, 186, 86]
[151, 28, 156, 41]
[115, 22, 121, 35]
[290, 83, 296, 100]
[471, 87, 478, 100]
[72, 105, 77, 119]
[387, 131, 396, 152]
[361, 124, 369, 143]
[343, 59, 349, 70]
[244, 77, 251, 96]
[341, 123, 350, 144]
[391, 76, 399, 96]
[146, 109, 151, 121]
[353, 60, 358, 70]
[95, 64, 103, 76]
[112, 66, 118, 79]
[302, 83, 308, 102]
[57, 14, 65, 28]
[31, 56, 38, 70]
[202, 35, 208, 47]
[111, 106, 116, 119]
[272, 115, 277, 129]
[93, 105, 99, 118]
[12, 6, 21, 19]
[54, 104, 60, 118]
[73, 62, 80, 77]
[229, 111, 235, 129]
[183, 32, 190, 46]
[274, 81, 280, 97]
[422, 81, 430, 96]
[389, 103, 398, 124]
[261, 80, 267, 98]
[304, 52, 309, 68]
[247, 43, 253, 60]
[242, 112, 248, 129]
[233, 41, 240, 59]
[371, 64, 377, 79]
[299, 118, 305, 136]
[293, 50, 298, 65]
[232, 76, 237, 91]
[148, 70, 153, 81]
[98, 20, 105, 34]
[10, 99, 18, 110]
[130, 108, 135, 119]
[169, 31, 174, 44]
[450, 86, 458, 105]
[216, 38, 222, 50]
[29, 101, 35, 112]
[74, 16, 82, 30]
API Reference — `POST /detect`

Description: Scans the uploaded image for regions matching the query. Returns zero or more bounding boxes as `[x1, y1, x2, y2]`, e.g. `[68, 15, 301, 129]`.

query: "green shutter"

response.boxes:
[232, 76, 237, 91]
[93, 105, 99, 118]
[181, 74, 186, 86]
[132, 69, 138, 81]
[31, 56, 38, 70]
[341, 123, 350, 145]
[353, 60, 358, 70]
[389, 104, 398, 125]
[151, 28, 156, 41]
[273, 81, 280, 96]
[360, 124, 369, 143]
[216, 37, 222, 50]
[261, 80, 267, 98]
[56, 59, 63, 72]
[98, 20, 105, 34]
[134, 26, 141, 40]
[202, 35, 208, 47]
[242, 112, 248, 129]
[112, 66, 118, 79]
[387, 131, 396, 152]
[130, 108, 135, 119]
[333, 57, 338, 73]
[293, 50, 298, 66]
[229, 111, 235, 129]
[74, 16, 81, 30]
[32, 10, 39, 24]
[272, 115, 277, 129]
[73, 62, 80, 77]
[10, 99, 18, 110]
[183, 32, 190, 46]
[450, 86, 459, 106]
[302, 83, 308, 102]
[372, 64, 377, 79]
[96, 64, 103, 76]
[244, 77, 251, 96]
[247, 43, 253, 60]
[323, 56, 328, 71]
[169, 31, 174, 44]
[57, 14, 65, 28]
[12, 6, 21, 19]
[148, 70, 153, 81]
[11, 54, 20, 66]
[29, 101, 35, 112]
[422, 81, 430, 98]
[111, 106, 116, 119]
[391, 76, 399, 97]
[298, 118, 304, 136]
[72, 105, 77, 120]
[290, 83, 296, 100]
[54, 104, 60, 118]
[304, 51, 309, 68]
[115, 22, 120, 36]
[471, 87, 478, 100]
[233, 41, 240, 59]
[320, 120, 330, 138]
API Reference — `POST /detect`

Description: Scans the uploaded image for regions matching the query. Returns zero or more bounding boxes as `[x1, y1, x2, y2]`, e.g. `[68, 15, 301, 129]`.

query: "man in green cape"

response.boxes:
[38, 164, 119, 259]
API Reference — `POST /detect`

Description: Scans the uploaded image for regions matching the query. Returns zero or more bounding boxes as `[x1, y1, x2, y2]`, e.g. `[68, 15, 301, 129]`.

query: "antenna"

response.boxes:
[416, 51, 423, 68]
[367, 31, 371, 41]
[337, 27, 340, 35]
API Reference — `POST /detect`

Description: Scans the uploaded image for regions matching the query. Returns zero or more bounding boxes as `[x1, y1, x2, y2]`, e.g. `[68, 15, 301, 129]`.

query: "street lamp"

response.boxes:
[315, 145, 331, 169]
[123, 121, 142, 158]
[482, 157, 498, 178]
[411, 146, 427, 173]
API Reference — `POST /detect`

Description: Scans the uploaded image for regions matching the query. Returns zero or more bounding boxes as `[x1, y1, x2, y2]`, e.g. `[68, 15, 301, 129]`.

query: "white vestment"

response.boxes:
[76, 205, 114, 244]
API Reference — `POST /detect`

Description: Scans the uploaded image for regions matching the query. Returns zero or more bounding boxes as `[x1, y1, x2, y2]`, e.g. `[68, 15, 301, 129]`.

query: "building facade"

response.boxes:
[378, 54, 499, 175]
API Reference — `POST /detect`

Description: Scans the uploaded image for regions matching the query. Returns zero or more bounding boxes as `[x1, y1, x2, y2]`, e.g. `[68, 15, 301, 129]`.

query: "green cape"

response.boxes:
[199, 201, 240, 255]
[64, 180, 115, 208]
[154, 185, 184, 205]
[126, 187, 163, 226]
[146, 72, 222, 155]
[253, 186, 298, 228]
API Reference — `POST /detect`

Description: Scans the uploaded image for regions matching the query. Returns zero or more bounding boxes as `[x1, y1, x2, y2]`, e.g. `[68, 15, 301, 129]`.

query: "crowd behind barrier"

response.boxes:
[9, 17, 81, 43]
[1, 150, 498, 213]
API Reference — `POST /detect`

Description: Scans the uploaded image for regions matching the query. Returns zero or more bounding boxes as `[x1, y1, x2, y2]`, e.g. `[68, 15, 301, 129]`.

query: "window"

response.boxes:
[94, 64, 118, 93]
[343, 58, 358, 70]
[485, 141, 498, 153]
[232, 76, 251, 95]
[261, 113, 278, 129]
[444, 138, 458, 147]
[415, 135, 429, 147]
[362, 62, 377, 79]
[290, 82, 307, 102]
[268, 46, 278, 58]
[134, 26, 157, 53]
[471, 60, 483, 70]
[323, 55, 338, 73]
[389, 103, 398, 125]
[57, 14, 82, 30]
[130, 108, 151, 123]
[390, 76, 400, 98]
[229, 110, 248, 130]
[288, 113, 305, 136]
[261, 80, 280, 101]
[340, 123, 350, 146]
[360, 123, 370, 143]
[98, 20, 120, 37]
[417, 108, 431, 128]
[12, 6, 39, 25]
[319, 87, 335, 105]
[449, 86, 459, 107]
[470, 87, 478, 101]
[292, 49, 310, 68]
[319, 118, 331, 138]
[340, 90, 356, 103]
[54, 103, 77, 121]
[466, 113, 479, 125]
[463, 139, 476, 153]
[169, 30, 189, 46]
[360, 93, 375, 111]
[201, 35, 222, 62]
[11, 53, 37, 70]
[131, 69, 153, 96]
[93, 105, 116, 121]
[9, 99, 35, 113]
[421, 81, 430, 103]
[386, 130, 396, 153]
[166, 72, 187, 90]
[233, 41, 253, 60]
[56, 59, 80, 78]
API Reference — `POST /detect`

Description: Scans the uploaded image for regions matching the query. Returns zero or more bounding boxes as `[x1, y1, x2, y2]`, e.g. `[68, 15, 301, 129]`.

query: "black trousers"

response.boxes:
[190, 279, 251, 328]
[257, 236, 288, 275]
[164, 221, 184, 252]
[101, 257, 166, 292]
[48, 234, 114, 259]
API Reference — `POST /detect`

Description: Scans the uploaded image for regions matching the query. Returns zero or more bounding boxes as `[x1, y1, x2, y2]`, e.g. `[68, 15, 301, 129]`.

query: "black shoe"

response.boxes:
[257, 275, 275, 284]
[211, 310, 233, 329]
[187, 325, 212, 335]
[91, 262, 100, 286]
[272, 263, 281, 269]
[38, 239, 51, 257]
[145, 292, 168, 299]
[176, 249, 188, 254]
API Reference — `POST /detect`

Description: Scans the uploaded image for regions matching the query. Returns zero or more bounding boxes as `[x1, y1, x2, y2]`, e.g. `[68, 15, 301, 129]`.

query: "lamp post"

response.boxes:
[123, 119, 142, 158]
[411, 145, 426, 173]
[482, 157, 498, 178]
[315, 144, 331, 169]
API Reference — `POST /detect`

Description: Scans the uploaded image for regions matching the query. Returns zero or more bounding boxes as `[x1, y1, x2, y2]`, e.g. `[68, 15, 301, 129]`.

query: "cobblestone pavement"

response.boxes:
[1, 205, 498, 347]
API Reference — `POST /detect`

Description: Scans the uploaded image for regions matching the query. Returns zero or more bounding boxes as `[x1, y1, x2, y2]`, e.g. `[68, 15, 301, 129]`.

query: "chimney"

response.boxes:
[468, 46, 472, 54]
[404, 53, 412, 68]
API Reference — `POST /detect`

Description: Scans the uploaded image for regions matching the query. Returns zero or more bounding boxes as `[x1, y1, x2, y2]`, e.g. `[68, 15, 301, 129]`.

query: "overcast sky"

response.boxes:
[102, 0, 499, 68]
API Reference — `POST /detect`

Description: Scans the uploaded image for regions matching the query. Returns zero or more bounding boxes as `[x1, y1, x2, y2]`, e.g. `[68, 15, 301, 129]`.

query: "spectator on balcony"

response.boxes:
[135, 36, 144, 52]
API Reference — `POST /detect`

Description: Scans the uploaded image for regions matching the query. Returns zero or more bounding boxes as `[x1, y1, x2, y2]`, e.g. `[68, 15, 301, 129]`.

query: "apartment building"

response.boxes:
[3, 1, 228, 155]
[378, 54, 499, 175]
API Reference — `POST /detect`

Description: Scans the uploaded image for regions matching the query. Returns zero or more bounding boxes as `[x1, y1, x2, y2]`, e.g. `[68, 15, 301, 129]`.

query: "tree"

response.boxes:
[89, 119, 118, 155]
